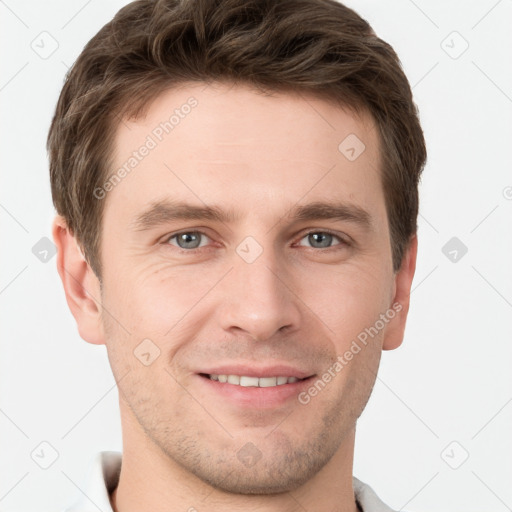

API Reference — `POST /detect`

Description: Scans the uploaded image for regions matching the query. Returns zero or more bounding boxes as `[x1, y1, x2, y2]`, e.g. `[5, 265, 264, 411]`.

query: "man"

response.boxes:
[48, 0, 426, 510]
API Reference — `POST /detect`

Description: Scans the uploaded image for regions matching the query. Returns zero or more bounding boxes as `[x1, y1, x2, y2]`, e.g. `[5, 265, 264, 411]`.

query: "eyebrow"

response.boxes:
[130, 198, 373, 232]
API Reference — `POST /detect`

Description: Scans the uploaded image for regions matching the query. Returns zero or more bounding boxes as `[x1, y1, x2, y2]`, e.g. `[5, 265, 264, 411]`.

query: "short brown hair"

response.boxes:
[48, 0, 426, 280]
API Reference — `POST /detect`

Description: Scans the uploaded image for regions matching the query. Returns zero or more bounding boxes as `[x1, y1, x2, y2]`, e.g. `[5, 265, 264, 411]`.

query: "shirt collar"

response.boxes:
[64, 451, 120, 512]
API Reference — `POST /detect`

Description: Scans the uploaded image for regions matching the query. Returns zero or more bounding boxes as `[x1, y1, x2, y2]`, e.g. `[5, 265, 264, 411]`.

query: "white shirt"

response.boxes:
[63, 451, 399, 512]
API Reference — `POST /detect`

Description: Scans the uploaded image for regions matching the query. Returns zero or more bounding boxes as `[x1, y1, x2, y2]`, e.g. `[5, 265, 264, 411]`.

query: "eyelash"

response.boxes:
[162, 229, 350, 253]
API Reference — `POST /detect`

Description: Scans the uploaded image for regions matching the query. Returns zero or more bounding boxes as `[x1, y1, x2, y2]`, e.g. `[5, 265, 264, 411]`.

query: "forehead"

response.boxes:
[104, 81, 385, 229]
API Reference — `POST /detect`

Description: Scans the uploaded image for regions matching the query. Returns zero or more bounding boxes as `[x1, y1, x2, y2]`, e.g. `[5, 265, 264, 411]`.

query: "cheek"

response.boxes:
[301, 261, 391, 344]
[103, 245, 393, 348]
[103, 257, 216, 335]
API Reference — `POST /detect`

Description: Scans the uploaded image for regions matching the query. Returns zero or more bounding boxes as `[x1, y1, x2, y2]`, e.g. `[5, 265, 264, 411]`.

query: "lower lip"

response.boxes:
[197, 374, 315, 408]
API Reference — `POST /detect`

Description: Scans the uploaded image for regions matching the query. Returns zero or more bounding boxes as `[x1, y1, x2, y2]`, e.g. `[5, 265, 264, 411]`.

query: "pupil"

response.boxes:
[180, 232, 198, 248]
[311, 232, 330, 248]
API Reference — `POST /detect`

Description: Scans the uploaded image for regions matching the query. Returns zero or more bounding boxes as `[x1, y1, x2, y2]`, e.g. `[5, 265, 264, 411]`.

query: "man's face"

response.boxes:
[97, 81, 403, 493]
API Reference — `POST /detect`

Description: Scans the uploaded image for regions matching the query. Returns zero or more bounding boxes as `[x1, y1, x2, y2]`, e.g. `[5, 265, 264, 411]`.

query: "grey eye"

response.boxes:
[169, 231, 208, 249]
[300, 232, 342, 249]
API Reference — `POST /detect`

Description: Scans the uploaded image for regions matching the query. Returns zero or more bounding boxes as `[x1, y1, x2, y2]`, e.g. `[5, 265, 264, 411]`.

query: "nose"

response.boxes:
[216, 242, 302, 342]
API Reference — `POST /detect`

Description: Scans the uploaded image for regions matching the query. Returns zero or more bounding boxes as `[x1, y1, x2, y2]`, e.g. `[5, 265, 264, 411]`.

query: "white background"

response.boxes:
[1, 0, 511, 510]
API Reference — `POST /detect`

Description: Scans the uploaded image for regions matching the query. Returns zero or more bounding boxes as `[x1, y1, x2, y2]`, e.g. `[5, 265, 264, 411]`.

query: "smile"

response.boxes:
[203, 374, 306, 387]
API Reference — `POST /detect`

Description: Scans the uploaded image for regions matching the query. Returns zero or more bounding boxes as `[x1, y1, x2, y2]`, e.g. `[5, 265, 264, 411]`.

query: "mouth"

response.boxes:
[196, 369, 316, 409]
[199, 373, 310, 387]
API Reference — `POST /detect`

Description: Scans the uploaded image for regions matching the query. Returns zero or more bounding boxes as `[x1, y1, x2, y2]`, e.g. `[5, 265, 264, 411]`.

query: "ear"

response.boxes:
[382, 234, 418, 351]
[52, 215, 106, 345]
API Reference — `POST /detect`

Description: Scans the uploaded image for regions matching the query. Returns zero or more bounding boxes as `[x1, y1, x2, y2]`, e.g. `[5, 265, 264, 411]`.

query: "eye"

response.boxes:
[162, 229, 349, 252]
[296, 230, 348, 250]
[165, 231, 211, 250]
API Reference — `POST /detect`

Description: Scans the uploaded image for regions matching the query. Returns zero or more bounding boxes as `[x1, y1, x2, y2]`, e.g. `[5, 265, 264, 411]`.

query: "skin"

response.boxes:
[53, 81, 417, 512]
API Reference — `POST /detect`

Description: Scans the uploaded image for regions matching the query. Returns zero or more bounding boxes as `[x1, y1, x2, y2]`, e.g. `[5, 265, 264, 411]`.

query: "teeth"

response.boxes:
[208, 374, 303, 387]
[240, 376, 259, 387]
[259, 377, 277, 387]
[227, 375, 240, 385]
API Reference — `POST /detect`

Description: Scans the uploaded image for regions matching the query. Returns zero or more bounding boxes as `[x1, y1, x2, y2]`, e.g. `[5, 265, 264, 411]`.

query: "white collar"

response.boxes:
[63, 451, 397, 512]
[64, 451, 120, 512]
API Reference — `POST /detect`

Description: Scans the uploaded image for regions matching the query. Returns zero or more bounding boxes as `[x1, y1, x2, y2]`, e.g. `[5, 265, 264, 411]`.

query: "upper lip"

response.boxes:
[198, 364, 314, 379]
